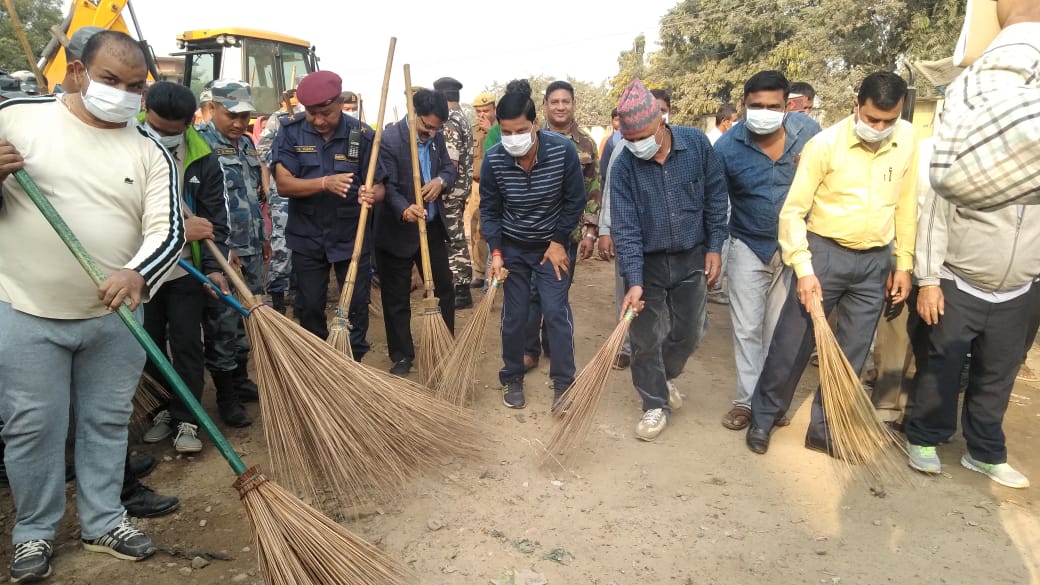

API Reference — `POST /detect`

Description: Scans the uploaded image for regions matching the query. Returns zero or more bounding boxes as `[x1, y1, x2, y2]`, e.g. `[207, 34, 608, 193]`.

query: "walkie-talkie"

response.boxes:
[346, 128, 361, 162]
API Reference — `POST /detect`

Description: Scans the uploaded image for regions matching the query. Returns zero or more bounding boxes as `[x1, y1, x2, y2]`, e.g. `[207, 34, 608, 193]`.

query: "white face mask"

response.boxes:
[744, 108, 785, 135]
[502, 129, 535, 157]
[144, 124, 184, 152]
[344, 109, 359, 119]
[81, 72, 141, 124]
[625, 125, 661, 160]
[854, 115, 895, 144]
[661, 113, 670, 124]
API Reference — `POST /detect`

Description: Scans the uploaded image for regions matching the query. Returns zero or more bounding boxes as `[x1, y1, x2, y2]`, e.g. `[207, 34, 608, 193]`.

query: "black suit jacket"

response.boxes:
[374, 120, 457, 259]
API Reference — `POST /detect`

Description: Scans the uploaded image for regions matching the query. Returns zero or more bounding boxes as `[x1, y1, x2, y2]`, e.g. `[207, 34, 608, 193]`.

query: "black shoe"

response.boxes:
[746, 427, 771, 454]
[218, 401, 252, 428]
[551, 384, 569, 414]
[122, 484, 180, 518]
[390, 358, 413, 376]
[470, 279, 485, 289]
[270, 291, 286, 315]
[805, 434, 836, 458]
[82, 515, 156, 561]
[454, 285, 473, 310]
[127, 453, 157, 479]
[612, 353, 631, 370]
[10, 539, 52, 582]
[233, 358, 259, 402]
[502, 382, 525, 409]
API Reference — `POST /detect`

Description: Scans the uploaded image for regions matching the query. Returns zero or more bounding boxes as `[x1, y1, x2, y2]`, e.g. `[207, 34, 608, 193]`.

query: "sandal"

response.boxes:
[721, 406, 752, 430]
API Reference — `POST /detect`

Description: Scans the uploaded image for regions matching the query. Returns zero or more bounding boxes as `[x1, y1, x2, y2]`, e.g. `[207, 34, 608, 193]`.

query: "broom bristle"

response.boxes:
[809, 298, 909, 485]
[236, 468, 411, 585]
[417, 296, 454, 388]
[431, 281, 501, 406]
[132, 372, 169, 430]
[244, 304, 479, 509]
[545, 311, 634, 458]
[326, 311, 354, 359]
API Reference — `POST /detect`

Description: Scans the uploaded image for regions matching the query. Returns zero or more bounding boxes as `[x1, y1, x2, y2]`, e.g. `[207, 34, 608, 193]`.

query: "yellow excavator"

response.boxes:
[36, 0, 318, 116]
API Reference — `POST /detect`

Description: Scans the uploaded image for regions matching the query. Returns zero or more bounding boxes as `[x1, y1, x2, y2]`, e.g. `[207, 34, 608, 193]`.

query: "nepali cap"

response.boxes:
[210, 79, 255, 113]
[617, 78, 659, 134]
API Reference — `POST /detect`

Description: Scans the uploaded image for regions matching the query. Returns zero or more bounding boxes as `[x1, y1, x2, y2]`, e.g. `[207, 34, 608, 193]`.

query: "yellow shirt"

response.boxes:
[779, 114, 918, 278]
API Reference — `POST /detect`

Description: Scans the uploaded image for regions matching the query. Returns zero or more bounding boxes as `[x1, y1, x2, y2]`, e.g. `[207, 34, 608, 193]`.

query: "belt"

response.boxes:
[809, 233, 889, 254]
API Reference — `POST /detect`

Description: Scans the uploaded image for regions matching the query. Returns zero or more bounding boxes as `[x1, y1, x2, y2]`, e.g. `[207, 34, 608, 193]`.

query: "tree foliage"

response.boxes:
[618, 0, 965, 125]
[0, 0, 63, 73]
[483, 74, 615, 127]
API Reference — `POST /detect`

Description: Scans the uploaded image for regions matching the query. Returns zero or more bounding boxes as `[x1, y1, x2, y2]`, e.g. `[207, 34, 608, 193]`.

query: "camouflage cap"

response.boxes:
[341, 90, 358, 104]
[199, 88, 213, 103]
[473, 92, 495, 107]
[210, 79, 255, 113]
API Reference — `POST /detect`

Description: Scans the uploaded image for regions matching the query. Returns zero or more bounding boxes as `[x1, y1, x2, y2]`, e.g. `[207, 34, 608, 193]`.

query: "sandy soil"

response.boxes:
[2, 258, 1038, 585]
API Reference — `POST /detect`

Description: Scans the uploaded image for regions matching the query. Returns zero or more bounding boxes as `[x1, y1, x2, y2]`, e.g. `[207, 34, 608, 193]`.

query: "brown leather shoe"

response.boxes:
[721, 406, 751, 430]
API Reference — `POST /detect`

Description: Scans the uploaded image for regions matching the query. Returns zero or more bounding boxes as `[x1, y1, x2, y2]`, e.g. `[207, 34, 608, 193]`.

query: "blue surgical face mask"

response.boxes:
[625, 124, 661, 160]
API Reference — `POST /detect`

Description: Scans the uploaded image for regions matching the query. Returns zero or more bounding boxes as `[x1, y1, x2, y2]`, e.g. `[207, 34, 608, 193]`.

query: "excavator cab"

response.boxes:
[176, 28, 317, 117]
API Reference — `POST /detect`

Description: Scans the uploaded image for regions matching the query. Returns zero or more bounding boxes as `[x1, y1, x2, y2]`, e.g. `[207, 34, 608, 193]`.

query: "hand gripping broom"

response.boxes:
[13, 168, 411, 585]
[403, 64, 455, 387]
[327, 38, 395, 359]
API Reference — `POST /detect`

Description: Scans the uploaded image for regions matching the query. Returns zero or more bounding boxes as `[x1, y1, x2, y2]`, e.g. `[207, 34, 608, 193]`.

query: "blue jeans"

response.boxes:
[727, 239, 790, 408]
[500, 241, 576, 389]
[0, 302, 144, 543]
[524, 243, 579, 359]
[627, 247, 709, 412]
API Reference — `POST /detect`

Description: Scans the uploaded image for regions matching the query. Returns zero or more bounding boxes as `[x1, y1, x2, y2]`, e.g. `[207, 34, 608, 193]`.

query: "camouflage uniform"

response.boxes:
[257, 105, 304, 298]
[466, 120, 488, 281]
[196, 82, 269, 374]
[440, 103, 474, 287]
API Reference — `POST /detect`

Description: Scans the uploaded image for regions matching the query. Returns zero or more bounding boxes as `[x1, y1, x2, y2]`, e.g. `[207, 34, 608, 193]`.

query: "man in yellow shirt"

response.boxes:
[745, 71, 918, 455]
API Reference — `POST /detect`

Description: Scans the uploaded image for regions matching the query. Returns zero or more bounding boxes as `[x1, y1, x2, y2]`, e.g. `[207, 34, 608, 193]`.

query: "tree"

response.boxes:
[0, 0, 63, 73]
[616, 0, 965, 125]
[609, 34, 648, 102]
[483, 75, 615, 127]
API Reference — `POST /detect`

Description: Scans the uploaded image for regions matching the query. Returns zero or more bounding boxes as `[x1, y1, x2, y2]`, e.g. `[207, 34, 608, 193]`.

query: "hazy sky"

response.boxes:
[66, 0, 680, 118]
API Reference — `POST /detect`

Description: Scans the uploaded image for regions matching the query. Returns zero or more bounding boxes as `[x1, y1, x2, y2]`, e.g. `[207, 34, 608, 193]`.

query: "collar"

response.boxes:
[665, 124, 688, 152]
[302, 113, 350, 141]
[543, 119, 581, 141]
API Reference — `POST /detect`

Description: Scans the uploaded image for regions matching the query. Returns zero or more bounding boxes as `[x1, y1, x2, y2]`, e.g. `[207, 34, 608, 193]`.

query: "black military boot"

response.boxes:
[212, 369, 252, 428]
[454, 285, 473, 310]
[270, 291, 286, 315]
[233, 357, 260, 403]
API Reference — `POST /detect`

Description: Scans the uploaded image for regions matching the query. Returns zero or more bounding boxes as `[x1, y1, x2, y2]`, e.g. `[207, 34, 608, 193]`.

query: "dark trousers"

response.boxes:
[525, 243, 579, 359]
[293, 250, 372, 359]
[1023, 283, 1040, 359]
[143, 274, 206, 425]
[628, 247, 708, 412]
[904, 279, 1032, 463]
[749, 234, 889, 441]
[375, 221, 455, 363]
[500, 241, 576, 389]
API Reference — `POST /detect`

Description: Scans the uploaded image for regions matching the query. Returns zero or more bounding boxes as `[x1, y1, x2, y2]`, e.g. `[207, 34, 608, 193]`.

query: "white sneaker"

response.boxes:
[961, 453, 1030, 489]
[907, 443, 941, 474]
[142, 410, 172, 444]
[667, 380, 683, 411]
[173, 422, 202, 453]
[635, 408, 668, 441]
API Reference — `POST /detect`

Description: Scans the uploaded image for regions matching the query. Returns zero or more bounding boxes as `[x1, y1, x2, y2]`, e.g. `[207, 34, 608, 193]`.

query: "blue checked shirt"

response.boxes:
[610, 125, 729, 288]
[713, 113, 821, 264]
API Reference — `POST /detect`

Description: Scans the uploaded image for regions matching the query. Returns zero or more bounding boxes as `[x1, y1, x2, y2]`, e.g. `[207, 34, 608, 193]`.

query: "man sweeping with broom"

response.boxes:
[0, 30, 183, 581]
[745, 72, 918, 456]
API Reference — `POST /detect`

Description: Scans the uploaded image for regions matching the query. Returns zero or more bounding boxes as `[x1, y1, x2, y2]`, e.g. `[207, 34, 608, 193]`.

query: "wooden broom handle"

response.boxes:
[337, 37, 396, 312]
[182, 206, 261, 309]
[403, 64, 436, 296]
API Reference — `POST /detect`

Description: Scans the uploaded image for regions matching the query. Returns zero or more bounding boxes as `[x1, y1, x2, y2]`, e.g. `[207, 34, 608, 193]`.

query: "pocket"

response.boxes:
[682, 178, 704, 211]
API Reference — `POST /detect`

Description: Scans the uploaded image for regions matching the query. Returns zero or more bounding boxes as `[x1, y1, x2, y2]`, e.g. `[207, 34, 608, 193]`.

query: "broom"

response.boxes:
[403, 64, 455, 387]
[132, 372, 169, 430]
[545, 309, 636, 457]
[180, 219, 478, 509]
[430, 273, 505, 405]
[12, 169, 411, 585]
[327, 38, 395, 359]
[808, 295, 908, 484]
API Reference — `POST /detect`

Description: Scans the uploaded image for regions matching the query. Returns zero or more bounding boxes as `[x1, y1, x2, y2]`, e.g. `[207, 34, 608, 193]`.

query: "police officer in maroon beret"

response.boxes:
[270, 70, 385, 358]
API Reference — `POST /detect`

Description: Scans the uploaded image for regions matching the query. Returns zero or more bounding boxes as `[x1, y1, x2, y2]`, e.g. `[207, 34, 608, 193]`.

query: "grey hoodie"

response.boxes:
[916, 185, 1040, 292]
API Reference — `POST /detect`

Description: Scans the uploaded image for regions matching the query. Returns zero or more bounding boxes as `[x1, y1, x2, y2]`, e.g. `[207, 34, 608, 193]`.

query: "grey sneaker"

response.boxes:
[173, 422, 202, 453]
[82, 515, 156, 561]
[502, 382, 525, 409]
[907, 443, 941, 474]
[667, 380, 683, 411]
[142, 409, 173, 443]
[10, 539, 52, 582]
[961, 453, 1030, 489]
[635, 408, 668, 441]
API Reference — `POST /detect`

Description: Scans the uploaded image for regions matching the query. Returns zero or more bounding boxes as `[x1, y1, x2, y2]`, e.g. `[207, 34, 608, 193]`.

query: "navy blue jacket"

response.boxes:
[374, 120, 456, 259]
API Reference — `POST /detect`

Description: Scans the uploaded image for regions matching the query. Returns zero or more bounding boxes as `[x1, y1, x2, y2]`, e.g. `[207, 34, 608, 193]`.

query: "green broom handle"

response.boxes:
[13, 169, 249, 477]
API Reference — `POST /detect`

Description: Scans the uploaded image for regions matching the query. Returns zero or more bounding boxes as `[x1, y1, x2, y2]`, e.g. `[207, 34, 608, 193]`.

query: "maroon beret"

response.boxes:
[296, 70, 343, 107]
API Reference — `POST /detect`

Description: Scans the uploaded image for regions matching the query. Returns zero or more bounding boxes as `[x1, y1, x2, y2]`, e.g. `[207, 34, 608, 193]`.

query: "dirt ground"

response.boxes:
[2, 258, 1039, 585]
